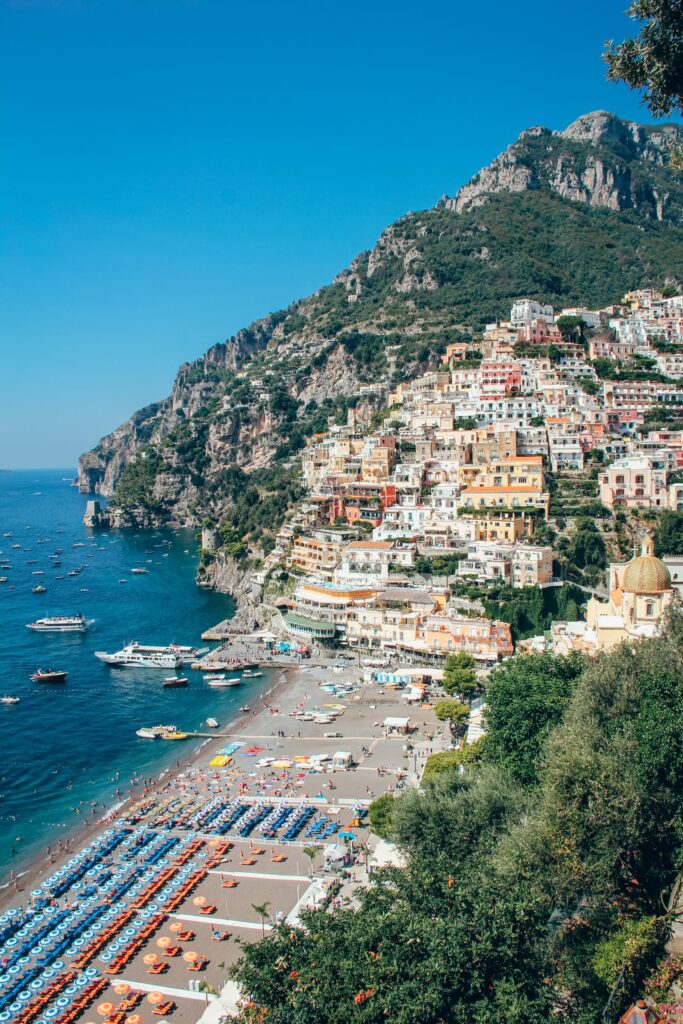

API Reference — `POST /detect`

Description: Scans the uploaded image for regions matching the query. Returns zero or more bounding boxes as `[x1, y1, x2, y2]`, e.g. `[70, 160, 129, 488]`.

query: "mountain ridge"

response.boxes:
[79, 110, 683, 541]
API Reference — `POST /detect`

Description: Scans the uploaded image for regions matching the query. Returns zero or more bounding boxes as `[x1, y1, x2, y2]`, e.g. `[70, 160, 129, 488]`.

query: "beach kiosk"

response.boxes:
[383, 716, 411, 735]
[324, 843, 348, 869]
[332, 750, 354, 770]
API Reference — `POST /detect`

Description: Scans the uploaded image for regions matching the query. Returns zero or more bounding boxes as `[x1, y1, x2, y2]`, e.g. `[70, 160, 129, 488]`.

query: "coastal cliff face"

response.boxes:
[441, 111, 682, 221]
[78, 110, 683, 590]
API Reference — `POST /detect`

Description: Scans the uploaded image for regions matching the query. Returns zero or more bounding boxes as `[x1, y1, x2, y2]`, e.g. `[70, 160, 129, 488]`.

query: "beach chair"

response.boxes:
[200, 904, 217, 915]
[221, 879, 238, 888]
[177, 929, 194, 941]
[147, 961, 168, 975]
[153, 1000, 175, 1015]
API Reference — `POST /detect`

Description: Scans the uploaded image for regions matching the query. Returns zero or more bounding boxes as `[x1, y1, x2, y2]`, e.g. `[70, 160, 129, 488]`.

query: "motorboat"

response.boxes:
[26, 614, 90, 632]
[239, 705, 250, 713]
[242, 670, 263, 678]
[0, 577, 7, 584]
[31, 668, 67, 683]
[163, 676, 188, 688]
[203, 673, 225, 681]
[136, 724, 178, 739]
[207, 678, 239, 688]
[0, 696, 19, 704]
[130, 567, 149, 575]
[95, 643, 183, 669]
[32, 585, 47, 594]
[206, 717, 219, 728]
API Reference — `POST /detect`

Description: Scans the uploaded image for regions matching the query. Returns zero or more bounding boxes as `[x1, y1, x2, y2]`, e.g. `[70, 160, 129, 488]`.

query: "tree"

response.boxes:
[368, 793, 395, 839]
[442, 652, 477, 700]
[302, 846, 320, 878]
[604, 0, 683, 118]
[567, 518, 607, 572]
[251, 900, 271, 939]
[433, 699, 469, 739]
[483, 652, 585, 787]
[653, 509, 683, 554]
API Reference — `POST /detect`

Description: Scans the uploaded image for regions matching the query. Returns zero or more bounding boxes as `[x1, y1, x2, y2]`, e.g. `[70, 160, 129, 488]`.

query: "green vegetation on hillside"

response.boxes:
[229, 613, 683, 1023]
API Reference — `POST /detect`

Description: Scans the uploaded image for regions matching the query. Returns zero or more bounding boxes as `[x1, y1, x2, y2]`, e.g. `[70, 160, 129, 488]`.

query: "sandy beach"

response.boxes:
[0, 651, 444, 1024]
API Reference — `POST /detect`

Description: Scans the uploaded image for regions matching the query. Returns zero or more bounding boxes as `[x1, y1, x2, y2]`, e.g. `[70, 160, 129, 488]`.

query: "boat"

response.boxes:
[95, 643, 182, 669]
[130, 567, 148, 575]
[239, 705, 250, 712]
[206, 717, 219, 728]
[67, 570, 80, 577]
[203, 673, 225, 681]
[207, 678, 239, 688]
[163, 676, 188, 688]
[0, 696, 19, 704]
[26, 614, 90, 632]
[136, 724, 178, 739]
[32, 585, 47, 594]
[0, 577, 7, 584]
[31, 668, 67, 683]
[242, 670, 263, 678]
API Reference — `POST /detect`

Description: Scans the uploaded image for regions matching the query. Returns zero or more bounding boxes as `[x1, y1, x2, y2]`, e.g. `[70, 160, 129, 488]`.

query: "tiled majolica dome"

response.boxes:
[622, 537, 671, 594]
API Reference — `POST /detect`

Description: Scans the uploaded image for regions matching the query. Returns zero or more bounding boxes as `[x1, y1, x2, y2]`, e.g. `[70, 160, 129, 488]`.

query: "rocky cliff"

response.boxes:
[79, 111, 683, 572]
[442, 111, 682, 221]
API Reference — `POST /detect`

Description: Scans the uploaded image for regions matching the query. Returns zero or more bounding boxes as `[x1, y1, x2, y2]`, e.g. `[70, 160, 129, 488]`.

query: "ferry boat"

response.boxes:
[31, 668, 67, 683]
[26, 614, 91, 633]
[95, 643, 182, 669]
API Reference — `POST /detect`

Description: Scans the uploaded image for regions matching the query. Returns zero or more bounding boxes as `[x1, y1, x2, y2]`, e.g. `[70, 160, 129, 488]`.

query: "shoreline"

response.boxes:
[0, 663, 294, 913]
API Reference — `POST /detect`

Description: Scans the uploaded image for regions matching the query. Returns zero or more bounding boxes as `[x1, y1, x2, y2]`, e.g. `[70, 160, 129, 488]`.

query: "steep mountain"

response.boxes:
[79, 111, 683, 544]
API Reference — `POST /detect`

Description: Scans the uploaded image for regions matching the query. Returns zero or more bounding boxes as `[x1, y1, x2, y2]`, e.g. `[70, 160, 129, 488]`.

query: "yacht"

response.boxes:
[0, 696, 19, 705]
[95, 643, 182, 669]
[26, 614, 90, 633]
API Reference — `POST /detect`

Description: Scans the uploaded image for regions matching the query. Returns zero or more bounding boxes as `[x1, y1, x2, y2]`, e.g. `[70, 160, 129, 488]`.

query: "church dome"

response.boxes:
[622, 537, 671, 594]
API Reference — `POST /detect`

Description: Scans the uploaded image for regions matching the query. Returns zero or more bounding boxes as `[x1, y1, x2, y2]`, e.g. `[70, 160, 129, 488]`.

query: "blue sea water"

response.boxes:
[0, 469, 260, 879]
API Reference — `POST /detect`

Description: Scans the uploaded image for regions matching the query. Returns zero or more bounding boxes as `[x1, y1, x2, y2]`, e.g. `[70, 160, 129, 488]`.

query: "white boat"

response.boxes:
[130, 567, 149, 575]
[95, 643, 182, 669]
[0, 577, 7, 584]
[136, 723, 178, 739]
[0, 696, 19, 704]
[207, 678, 239, 688]
[203, 673, 225, 681]
[26, 614, 90, 633]
[32, 586, 47, 594]
[206, 717, 219, 728]
[242, 670, 263, 678]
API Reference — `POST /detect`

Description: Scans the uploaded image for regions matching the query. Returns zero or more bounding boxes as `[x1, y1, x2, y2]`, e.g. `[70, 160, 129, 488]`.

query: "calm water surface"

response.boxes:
[0, 469, 256, 878]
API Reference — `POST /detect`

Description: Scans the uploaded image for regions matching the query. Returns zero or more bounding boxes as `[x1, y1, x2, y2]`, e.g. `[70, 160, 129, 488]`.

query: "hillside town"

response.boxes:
[202, 288, 683, 666]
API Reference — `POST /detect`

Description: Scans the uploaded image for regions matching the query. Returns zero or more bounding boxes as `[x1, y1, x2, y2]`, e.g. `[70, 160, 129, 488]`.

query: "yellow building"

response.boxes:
[586, 538, 674, 648]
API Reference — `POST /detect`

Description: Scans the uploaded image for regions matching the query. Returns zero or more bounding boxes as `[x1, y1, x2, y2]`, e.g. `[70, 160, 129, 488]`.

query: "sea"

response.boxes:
[0, 469, 266, 881]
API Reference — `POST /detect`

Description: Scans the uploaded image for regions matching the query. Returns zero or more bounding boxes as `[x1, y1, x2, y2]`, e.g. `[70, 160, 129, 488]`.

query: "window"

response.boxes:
[646, 601, 655, 617]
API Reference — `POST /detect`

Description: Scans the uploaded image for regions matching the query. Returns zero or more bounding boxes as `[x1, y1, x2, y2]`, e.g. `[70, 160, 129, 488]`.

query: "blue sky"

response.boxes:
[0, 0, 677, 468]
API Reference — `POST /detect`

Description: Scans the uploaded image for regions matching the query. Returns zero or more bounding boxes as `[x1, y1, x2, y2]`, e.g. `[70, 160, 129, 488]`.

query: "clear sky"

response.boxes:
[0, 0, 676, 468]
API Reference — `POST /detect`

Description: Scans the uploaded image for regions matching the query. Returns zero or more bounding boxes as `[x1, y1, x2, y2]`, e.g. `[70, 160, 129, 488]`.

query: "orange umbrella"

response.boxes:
[182, 950, 198, 962]
[125, 1017, 141, 1024]
[209, 838, 221, 847]
[169, 921, 182, 933]
[157, 936, 171, 948]
[114, 983, 131, 995]
[97, 1004, 114, 1016]
[147, 992, 164, 1005]
[143, 953, 157, 965]
[193, 896, 207, 907]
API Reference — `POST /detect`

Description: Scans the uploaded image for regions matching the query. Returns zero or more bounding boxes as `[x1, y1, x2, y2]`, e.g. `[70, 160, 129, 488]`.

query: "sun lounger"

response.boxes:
[199, 904, 217, 914]
[153, 1001, 175, 1015]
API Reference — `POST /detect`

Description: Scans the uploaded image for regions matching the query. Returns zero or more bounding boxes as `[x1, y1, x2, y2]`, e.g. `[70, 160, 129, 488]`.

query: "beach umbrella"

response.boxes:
[114, 983, 130, 995]
[169, 921, 182, 933]
[147, 992, 163, 1004]
[96, 1003, 114, 1016]
[182, 951, 198, 962]
[125, 1017, 141, 1024]
[142, 953, 157, 965]
[192, 897, 206, 907]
